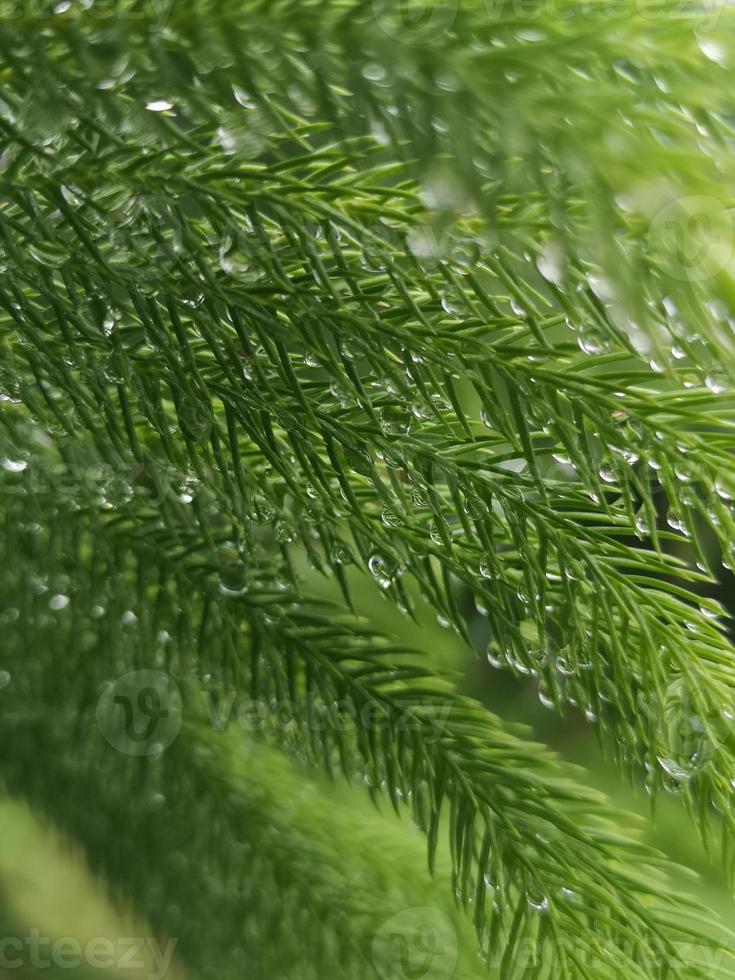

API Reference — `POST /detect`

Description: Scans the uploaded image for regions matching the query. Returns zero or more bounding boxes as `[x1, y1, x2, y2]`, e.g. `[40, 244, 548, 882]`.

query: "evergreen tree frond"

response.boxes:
[3, 113, 735, 828]
[2, 1, 735, 976]
[5, 0, 735, 366]
[1, 490, 734, 977]
[3, 710, 492, 980]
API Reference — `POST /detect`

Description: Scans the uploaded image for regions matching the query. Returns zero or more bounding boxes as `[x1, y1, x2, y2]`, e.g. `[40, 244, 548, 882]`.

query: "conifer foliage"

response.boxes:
[2, 1, 735, 977]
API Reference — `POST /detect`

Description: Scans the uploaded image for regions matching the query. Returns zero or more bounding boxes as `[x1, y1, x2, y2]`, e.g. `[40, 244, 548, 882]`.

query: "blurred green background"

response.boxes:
[2, 548, 731, 979]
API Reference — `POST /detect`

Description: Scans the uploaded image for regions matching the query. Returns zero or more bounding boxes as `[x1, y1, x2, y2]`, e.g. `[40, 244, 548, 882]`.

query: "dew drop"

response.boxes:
[527, 892, 549, 914]
[666, 510, 686, 533]
[510, 298, 526, 318]
[538, 686, 554, 710]
[657, 755, 694, 784]
[551, 452, 571, 466]
[368, 553, 396, 589]
[219, 560, 248, 597]
[634, 511, 651, 538]
[275, 522, 295, 543]
[486, 643, 507, 670]
[536, 242, 564, 285]
[1, 458, 28, 473]
[381, 508, 402, 529]
[233, 86, 257, 109]
[148, 792, 166, 811]
[705, 371, 728, 394]
[578, 331, 607, 356]
[699, 38, 727, 66]
[429, 519, 448, 545]
[362, 63, 387, 82]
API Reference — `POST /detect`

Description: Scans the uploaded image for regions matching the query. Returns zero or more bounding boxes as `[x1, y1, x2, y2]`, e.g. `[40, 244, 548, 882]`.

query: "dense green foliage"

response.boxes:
[2, 1, 735, 977]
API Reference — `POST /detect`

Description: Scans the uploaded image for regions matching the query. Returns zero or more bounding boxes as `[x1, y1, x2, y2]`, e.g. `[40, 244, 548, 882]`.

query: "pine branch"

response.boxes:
[2, 713, 493, 980]
[2, 129, 735, 832]
[0, 488, 732, 977]
[2, 2, 735, 975]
